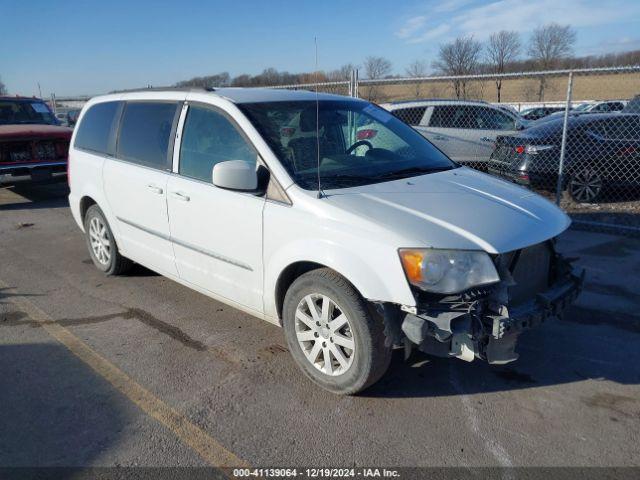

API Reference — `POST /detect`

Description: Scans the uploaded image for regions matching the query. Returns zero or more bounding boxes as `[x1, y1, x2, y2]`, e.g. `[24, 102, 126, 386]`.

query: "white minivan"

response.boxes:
[68, 88, 583, 394]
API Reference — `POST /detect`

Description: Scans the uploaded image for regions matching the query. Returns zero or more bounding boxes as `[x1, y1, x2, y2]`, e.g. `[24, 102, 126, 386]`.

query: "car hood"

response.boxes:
[324, 167, 570, 254]
[0, 124, 73, 140]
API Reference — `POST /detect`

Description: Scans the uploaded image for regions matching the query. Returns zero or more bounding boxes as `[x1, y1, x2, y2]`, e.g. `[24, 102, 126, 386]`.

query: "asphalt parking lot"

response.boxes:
[1, 182, 639, 470]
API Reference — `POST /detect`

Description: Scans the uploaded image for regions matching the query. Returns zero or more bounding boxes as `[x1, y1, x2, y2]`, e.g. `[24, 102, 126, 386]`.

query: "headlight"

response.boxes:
[399, 249, 500, 294]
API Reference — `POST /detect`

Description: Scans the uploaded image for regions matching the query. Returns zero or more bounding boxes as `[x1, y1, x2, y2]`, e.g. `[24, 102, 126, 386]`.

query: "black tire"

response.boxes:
[84, 204, 132, 275]
[282, 268, 392, 395]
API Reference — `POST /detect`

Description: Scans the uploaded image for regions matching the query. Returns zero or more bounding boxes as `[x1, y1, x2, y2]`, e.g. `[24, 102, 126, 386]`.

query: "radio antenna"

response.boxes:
[314, 37, 323, 199]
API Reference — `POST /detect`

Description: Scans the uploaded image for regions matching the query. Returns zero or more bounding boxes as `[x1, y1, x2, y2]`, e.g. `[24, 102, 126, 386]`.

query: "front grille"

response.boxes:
[1, 140, 69, 164]
[2, 141, 31, 163]
[35, 141, 56, 160]
[508, 242, 552, 305]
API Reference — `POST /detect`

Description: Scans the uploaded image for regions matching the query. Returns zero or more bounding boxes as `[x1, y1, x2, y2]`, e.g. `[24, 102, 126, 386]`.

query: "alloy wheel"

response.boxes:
[569, 169, 603, 203]
[294, 293, 355, 376]
[89, 216, 111, 265]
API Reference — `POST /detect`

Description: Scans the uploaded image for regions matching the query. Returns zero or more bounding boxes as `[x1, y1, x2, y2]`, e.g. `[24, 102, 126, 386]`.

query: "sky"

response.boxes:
[2, 0, 640, 97]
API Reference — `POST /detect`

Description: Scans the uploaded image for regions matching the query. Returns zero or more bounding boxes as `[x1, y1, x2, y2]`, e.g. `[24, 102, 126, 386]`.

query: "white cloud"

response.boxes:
[452, 0, 640, 40]
[395, 16, 427, 39]
[406, 24, 452, 44]
[396, 0, 640, 45]
[433, 0, 474, 13]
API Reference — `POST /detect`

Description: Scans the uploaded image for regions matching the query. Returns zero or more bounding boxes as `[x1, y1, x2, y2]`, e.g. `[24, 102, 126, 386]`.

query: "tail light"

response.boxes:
[618, 146, 636, 156]
[281, 127, 296, 137]
[357, 129, 378, 140]
[515, 145, 525, 154]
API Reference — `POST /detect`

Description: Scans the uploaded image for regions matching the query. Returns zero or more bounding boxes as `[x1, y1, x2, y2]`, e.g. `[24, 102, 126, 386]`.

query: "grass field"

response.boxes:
[358, 71, 640, 105]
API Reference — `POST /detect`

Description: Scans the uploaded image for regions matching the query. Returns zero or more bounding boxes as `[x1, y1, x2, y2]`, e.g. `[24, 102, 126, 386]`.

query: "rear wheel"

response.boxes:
[84, 205, 132, 275]
[282, 268, 391, 395]
[569, 168, 603, 203]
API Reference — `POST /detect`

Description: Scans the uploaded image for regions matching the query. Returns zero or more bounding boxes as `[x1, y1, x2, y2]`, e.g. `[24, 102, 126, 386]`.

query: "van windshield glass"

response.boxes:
[239, 100, 456, 190]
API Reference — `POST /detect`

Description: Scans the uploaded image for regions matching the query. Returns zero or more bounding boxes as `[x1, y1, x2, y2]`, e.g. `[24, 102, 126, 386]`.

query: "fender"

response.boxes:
[263, 237, 416, 322]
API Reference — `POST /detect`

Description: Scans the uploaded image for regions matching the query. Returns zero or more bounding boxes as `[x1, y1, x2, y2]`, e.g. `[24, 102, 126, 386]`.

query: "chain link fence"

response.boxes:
[53, 67, 640, 234]
[270, 66, 640, 235]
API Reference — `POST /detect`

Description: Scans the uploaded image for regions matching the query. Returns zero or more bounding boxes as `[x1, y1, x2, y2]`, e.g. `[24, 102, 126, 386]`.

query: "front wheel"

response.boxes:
[282, 268, 391, 395]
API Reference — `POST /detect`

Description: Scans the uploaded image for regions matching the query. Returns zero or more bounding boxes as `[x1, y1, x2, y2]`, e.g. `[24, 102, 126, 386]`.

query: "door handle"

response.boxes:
[433, 135, 447, 141]
[147, 184, 164, 194]
[481, 136, 494, 142]
[170, 191, 190, 202]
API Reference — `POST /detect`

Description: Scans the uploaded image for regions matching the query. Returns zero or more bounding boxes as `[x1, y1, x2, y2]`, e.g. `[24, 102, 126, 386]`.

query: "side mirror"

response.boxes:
[212, 160, 258, 191]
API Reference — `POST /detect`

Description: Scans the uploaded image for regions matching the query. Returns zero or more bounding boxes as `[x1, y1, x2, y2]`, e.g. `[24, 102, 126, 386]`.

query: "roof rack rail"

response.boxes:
[108, 86, 216, 94]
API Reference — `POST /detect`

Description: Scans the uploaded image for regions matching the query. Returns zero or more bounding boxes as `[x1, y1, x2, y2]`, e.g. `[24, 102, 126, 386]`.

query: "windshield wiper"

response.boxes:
[373, 165, 453, 180]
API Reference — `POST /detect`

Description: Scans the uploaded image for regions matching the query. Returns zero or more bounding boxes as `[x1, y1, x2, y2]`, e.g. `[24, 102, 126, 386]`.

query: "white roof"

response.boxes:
[88, 87, 359, 105]
[214, 87, 358, 104]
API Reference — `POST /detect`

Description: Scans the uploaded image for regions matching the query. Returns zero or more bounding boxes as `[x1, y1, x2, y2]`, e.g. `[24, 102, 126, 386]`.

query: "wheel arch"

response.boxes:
[265, 240, 416, 324]
[79, 195, 98, 222]
[274, 261, 364, 323]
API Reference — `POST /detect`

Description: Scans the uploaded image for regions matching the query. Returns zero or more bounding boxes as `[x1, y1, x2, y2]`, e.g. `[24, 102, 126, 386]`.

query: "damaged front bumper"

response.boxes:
[385, 243, 584, 365]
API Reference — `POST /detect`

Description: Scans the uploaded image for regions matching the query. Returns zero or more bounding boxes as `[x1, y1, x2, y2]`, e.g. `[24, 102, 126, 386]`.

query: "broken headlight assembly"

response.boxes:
[399, 248, 500, 294]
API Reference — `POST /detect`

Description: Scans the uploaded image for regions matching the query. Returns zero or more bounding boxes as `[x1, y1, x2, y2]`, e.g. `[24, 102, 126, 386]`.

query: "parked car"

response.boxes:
[67, 109, 81, 127]
[492, 103, 519, 116]
[576, 100, 627, 113]
[55, 112, 69, 126]
[622, 95, 640, 114]
[0, 96, 72, 185]
[381, 99, 521, 167]
[69, 88, 582, 394]
[534, 100, 629, 126]
[519, 106, 566, 121]
[487, 113, 640, 203]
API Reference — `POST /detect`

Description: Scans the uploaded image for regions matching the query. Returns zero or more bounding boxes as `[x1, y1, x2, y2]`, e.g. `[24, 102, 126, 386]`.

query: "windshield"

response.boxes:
[573, 103, 592, 112]
[239, 100, 456, 190]
[0, 100, 59, 126]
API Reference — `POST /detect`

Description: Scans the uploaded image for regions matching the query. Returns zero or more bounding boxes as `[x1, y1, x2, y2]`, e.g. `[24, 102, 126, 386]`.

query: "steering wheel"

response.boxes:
[346, 140, 373, 155]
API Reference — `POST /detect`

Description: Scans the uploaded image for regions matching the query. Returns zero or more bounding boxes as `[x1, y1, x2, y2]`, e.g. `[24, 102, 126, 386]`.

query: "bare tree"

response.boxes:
[433, 36, 482, 99]
[328, 63, 358, 81]
[486, 31, 520, 102]
[528, 23, 576, 100]
[364, 56, 392, 79]
[174, 72, 230, 89]
[0, 76, 7, 95]
[363, 56, 392, 101]
[406, 60, 428, 97]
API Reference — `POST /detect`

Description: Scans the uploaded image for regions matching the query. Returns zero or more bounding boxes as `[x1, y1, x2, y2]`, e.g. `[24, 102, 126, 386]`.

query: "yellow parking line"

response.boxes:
[0, 280, 249, 469]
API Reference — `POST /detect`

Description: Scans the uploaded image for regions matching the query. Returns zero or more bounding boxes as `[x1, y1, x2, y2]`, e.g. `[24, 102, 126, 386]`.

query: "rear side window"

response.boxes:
[74, 101, 121, 155]
[429, 106, 458, 128]
[179, 105, 257, 183]
[477, 107, 515, 130]
[392, 107, 427, 126]
[117, 102, 178, 169]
